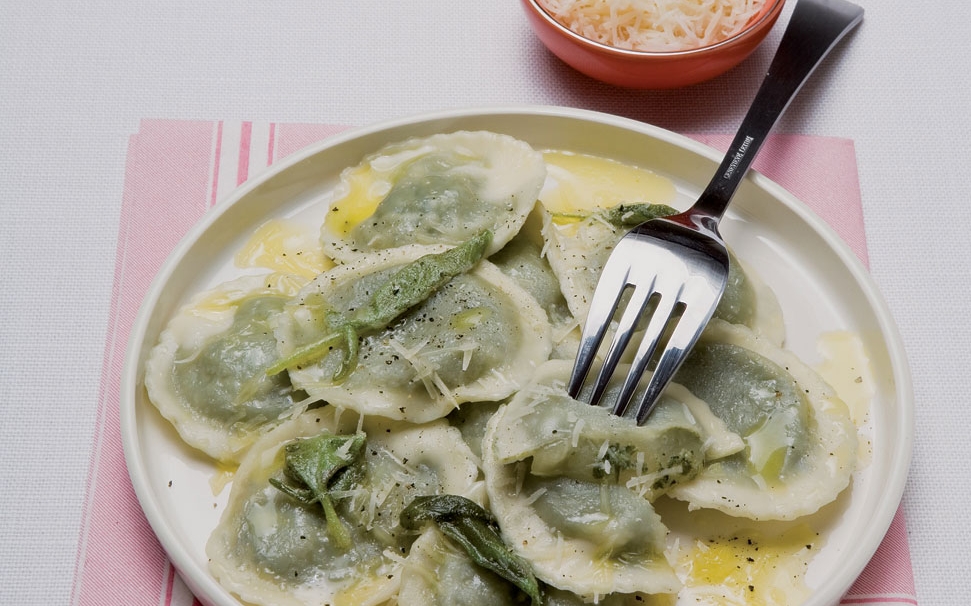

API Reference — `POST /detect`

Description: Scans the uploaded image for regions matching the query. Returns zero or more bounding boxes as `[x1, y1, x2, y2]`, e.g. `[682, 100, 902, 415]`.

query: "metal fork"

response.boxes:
[568, 0, 864, 425]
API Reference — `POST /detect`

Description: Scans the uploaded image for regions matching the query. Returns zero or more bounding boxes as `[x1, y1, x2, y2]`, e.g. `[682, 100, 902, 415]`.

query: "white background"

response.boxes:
[1, 1, 968, 604]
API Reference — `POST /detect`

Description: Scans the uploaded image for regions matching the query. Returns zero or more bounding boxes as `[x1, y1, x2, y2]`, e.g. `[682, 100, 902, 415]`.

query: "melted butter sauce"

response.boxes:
[235, 217, 332, 278]
[814, 331, 873, 426]
[208, 461, 236, 496]
[186, 271, 308, 315]
[675, 525, 817, 605]
[323, 164, 388, 237]
[814, 331, 875, 467]
[539, 150, 678, 215]
[656, 497, 822, 606]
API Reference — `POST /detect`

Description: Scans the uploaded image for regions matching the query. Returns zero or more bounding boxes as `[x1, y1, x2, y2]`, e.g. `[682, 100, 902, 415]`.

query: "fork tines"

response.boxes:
[567, 229, 728, 425]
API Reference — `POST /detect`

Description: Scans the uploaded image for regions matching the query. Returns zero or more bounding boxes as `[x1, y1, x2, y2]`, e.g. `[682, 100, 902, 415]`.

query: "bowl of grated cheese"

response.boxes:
[521, 0, 787, 88]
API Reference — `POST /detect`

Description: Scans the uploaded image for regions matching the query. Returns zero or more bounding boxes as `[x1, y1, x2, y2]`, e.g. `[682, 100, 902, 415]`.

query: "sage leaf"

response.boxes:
[599, 202, 678, 227]
[269, 432, 366, 549]
[401, 494, 543, 605]
[550, 202, 678, 226]
[268, 230, 493, 379]
[264, 329, 344, 376]
[348, 229, 493, 330]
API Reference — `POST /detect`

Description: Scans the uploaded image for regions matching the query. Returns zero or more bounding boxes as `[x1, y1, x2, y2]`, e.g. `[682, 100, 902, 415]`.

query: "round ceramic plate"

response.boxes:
[121, 106, 913, 606]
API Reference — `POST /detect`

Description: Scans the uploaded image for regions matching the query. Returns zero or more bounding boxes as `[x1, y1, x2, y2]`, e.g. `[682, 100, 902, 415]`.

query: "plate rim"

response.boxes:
[120, 104, 914, 606]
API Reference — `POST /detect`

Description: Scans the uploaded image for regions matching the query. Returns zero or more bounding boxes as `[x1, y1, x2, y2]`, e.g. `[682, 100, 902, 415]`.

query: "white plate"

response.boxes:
[121, 106, 913, 606]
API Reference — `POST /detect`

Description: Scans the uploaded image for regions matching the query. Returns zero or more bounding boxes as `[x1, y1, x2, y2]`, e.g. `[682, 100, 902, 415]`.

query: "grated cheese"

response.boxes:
[538, 0, 767, 52]
[571, 418, 586, 448]
[524, 487, 549, 506]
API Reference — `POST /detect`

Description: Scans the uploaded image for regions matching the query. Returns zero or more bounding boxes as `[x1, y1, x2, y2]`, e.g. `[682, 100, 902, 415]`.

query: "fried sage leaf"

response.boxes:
[401, 494, 543, 605]
[269, 431, 366, 549]
[598, 202, 679, 226]
[267, 230, 493, 378]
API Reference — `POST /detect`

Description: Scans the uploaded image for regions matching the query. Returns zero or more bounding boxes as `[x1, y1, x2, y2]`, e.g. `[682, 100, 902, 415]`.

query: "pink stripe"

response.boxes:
[844, 508, 916, 598]
[842, 597, 919, 605]
[209, 120, 224, 207]
[237, 120, 252, 186]
[267, 122, 277, 166]
[163, 564, 176, 606]
[272, 122, 350, 160]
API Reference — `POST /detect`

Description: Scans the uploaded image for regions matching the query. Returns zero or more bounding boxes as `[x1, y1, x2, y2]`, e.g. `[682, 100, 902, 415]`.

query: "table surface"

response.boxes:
[1, 1, 967, 605]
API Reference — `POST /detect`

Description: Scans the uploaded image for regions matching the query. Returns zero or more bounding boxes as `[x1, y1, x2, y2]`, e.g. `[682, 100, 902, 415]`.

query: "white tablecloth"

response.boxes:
[1, 1, 967, 604]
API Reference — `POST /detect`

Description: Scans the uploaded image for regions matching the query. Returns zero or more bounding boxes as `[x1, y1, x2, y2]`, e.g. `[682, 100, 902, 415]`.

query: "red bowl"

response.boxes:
[521, 0, 787, 89]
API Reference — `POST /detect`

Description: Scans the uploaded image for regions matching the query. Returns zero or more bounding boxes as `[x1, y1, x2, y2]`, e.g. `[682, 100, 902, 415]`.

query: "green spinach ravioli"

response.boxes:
[668, 319, 858, 520]
[481, 360, 711, 599]
[541, 204, 786, 345]
[207, 409, 481, 606]
[321, 131, 546, 262]
[398, 526, 660, 606]
[144, 273, 309, 464]
[273, 244, 552, 423]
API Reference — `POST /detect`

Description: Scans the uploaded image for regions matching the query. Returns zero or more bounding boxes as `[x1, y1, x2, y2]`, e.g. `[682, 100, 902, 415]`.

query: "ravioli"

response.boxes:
[321, 131, 546, 262]
[144, 273, 309, 463]
[541, 205, 785, 344]
[489, 207, 579, 360]
[273, 244, 552, 422]
[398, 527, 525, 606]
[668, 319, 858, 520]
[207, 409, 480, 606]
[399, 527, 661, 606]
[481, 361, 707, 599]
[492, 360, 709, 500]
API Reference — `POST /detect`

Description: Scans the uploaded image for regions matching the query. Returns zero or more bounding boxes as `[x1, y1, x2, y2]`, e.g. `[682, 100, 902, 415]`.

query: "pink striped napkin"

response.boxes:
[71, 119, 917, 606]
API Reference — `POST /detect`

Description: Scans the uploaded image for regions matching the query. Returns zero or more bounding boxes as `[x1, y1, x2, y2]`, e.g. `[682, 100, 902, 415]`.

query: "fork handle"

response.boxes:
[691, 0, 864, 222]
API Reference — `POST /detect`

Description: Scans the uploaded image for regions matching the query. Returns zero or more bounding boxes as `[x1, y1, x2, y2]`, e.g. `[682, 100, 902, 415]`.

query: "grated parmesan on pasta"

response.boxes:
[538, 0, 767, 51]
